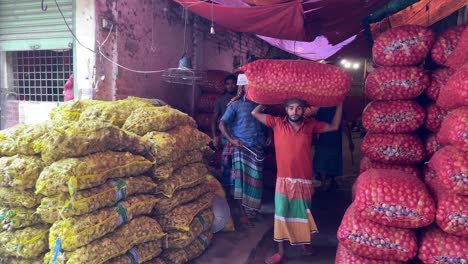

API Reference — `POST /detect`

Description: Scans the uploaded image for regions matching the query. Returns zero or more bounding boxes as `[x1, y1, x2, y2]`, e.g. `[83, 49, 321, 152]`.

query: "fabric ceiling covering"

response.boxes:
[174, 0, 391, 60]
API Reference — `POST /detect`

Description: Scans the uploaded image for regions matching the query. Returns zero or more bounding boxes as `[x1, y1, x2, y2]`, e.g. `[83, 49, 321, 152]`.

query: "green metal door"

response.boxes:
[0, 0, 73, 51]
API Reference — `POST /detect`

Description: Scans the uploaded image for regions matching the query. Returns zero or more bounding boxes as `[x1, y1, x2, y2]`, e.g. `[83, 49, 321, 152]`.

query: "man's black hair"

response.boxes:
[284, 98, 308, 107]
[224, 74, 237, 84]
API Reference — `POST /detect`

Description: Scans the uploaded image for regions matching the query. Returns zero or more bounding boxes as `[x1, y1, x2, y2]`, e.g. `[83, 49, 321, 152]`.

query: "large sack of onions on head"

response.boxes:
[335, 244, 403, 264]
[418, 226, 468, 264]
[429, 146, 468, 196]
[359, 156, 420, 178]
[436, 65, 468, 111]
[196, 94, 221, 113]
[365, 66, 430, 101]
[431, 25, 468, 68]
[361, 133, 426, 164]
[337, 204, 417, 262]
[241, 59, 352, 106]
[362, 100, 425, 133]
[434, 186, 468, 237]
[425, 104, 447, 133]
[425, 134, 443, 158]
[425, 67, 455, 101]
[198, 70, 229, 94]
[373, 25, 435, 66]
[354, 169, 435, 228]
[437, 107, 468, 151]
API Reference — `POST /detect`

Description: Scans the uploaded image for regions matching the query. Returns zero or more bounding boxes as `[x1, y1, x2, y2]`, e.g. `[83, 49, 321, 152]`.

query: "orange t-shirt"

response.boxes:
[266, 115, 327, 179]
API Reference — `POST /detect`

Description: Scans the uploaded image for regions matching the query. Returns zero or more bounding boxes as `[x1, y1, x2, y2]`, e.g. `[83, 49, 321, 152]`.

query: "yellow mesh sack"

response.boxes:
[0, 256, 44, 264]
[143, 258, 167, 264]
[36, 151, 153, 197]
[40, 120, 148, 164]
[156, 163, 208, 198]
[123, 106, 196, 136]
[151, 150, 204, 180]
[15, 123, 50, 156]
[153, 183, 208, 215]
[37, 176, 157, 224]
[0, 155, 44, 190]
[0, 125, 25, 156]
[184, 231, 213, 261]
[50, 195, 159, 251]
[0, 207, 42, 231]
[50, 100, 104, 127]
[0, 188, 40, 209]
[103, 240, 162, 264]
[47, 217, 165, 264]
[0, 225, 49, 259]
[156, 193, 214, 232]
[206, 175, 235, 232]
[164, 209, 214, 249]
[143, 125, 210, 165]
[159, 249, 188, 264]
[79, 98, 156, 128]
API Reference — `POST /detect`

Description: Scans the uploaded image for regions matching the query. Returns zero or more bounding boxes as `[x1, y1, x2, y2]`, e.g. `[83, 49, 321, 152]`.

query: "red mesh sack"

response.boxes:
[354, 169, 435, 228]
[418, 226, 468, 264]
[429, 146, 468, 196]
[362, 100, 425, 133]
[426, 134, 443, 158]
[196, 94, 221, 113]
[438, 107, 468, 152]
[195, 113, 212, 133]
[365, 67, 429, 101]
[198, 70, 229, 94]
[431, 25, 467, 67]
[335, 244, 403, 264]
[241, 60, 352, 106]
[361, 134, 426, 164]
[373, 25, 435, 66]
[337, 204, 418, 262]
[435, 187, 468, 237]
[425, 68, 455, 101]
[360, 156, 420, 178]
[446, 26, 468, 69]
[425, 104, 448, 133]
[423, 166, 440, 196]
[437, 65, 468, 111]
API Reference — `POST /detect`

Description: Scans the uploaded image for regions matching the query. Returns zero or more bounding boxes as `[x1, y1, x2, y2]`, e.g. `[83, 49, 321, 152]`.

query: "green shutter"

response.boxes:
[0, 0, 73, 51]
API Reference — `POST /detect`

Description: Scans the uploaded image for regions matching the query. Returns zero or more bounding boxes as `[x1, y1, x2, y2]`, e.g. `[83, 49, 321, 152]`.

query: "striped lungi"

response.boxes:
[231, 145, 264, 211]
[274, 177, 318, 245]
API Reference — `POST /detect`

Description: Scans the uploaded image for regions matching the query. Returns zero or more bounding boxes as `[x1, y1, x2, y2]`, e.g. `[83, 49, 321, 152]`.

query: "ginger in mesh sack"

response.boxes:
[144, 258, 167, 264]
[37, 176, 157, 223]
[153, 183, 208, 215]
[103, 240, 162, 264]
[50, 100, 104, 126]
[0, 123, 49, 157]
[157, 192, 214, 231]
[143, 125, 210, 165]
[184, 231, 213, 261]
[0, 188, 41, 209]
[0, 257, 44, 264]
[36, 151, 153, 197]
[165, 209, 214, 249]
[50, 195, 159, 251]
[0, 155, 44, 190]
[123, 106, 196, 136]
[0, 225, 49, 259]
[156, 163, 208, 198]
[151, 150, 204, 180]
[0, 207, 42, 231]
[40, 120, 148, 164]
[79, 98, 156, 128]
[47, 216, 165, 264]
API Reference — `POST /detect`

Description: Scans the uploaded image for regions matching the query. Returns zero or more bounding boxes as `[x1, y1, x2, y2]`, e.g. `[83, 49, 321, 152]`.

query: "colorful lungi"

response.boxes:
[274, 177, 318, 245]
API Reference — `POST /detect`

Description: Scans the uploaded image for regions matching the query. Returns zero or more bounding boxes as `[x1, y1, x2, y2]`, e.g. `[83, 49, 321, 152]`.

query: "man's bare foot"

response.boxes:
[265, 253, 283, 264]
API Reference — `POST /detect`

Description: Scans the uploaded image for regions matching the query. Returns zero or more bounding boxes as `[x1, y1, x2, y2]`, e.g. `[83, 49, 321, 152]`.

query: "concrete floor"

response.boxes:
[194, 133, 362, 264]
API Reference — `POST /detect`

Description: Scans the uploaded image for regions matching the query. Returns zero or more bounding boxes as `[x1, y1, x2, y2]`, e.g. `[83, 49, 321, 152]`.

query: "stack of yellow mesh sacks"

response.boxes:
[0, 123, 51, 264]
[121, 106, 216, 264]
[34, 97, 167, 264]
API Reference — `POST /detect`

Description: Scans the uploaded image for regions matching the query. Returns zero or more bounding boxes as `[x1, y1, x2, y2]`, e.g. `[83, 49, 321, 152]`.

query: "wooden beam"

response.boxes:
[371, 0, 466, 37]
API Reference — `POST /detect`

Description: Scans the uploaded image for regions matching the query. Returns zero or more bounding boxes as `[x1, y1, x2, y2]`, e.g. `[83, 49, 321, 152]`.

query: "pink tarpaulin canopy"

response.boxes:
[174, 0, 390, 60]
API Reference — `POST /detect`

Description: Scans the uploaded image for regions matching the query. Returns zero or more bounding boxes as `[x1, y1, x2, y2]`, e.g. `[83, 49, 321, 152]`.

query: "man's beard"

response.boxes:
[288, 115, 304, 123]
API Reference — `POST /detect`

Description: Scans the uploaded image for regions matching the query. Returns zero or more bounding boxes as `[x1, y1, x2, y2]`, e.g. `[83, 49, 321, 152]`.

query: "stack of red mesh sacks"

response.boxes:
[195, 70, 229, 174]
[338, 25, 437, 263]
[421, 25, 468, 264]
